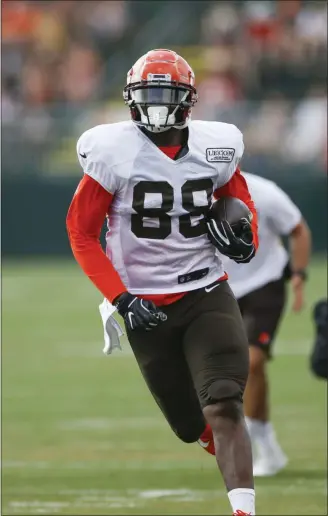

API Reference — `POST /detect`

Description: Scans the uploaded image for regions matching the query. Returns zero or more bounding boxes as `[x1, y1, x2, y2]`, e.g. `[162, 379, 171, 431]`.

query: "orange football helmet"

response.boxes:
[123, 49, 198, 133]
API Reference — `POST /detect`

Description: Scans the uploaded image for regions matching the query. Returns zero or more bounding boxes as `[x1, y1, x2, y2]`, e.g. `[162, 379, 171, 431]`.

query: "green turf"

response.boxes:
[2, 258, 327, 515]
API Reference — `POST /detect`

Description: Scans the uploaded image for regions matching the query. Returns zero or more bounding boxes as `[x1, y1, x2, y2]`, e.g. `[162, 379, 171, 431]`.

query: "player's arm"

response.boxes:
[288, 220, 311, 311]
[268, 184, 311, 311]
[289, 220, 311, 278]
[66, 174, 165, 331]
[213, 167, 258, 250]
[66, 173, 127, 302]
[207, 126, 258, 263]
[67, 131, 166, 331]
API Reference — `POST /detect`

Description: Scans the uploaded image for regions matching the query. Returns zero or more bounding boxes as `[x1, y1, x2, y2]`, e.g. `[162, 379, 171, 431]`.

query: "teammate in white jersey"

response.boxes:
[67, 49, 259, 516]
[222, 172, 311, 477]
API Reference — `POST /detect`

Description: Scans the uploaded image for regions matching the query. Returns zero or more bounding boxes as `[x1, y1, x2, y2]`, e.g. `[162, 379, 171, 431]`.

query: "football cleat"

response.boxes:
[123, 49, 197, 133]
[197, 423, 215, 455]
[233, 511, 251, 516]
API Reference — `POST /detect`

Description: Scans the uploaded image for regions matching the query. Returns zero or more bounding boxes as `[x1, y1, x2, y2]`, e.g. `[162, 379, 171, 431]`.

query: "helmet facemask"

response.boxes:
[124, 82, 197, 133]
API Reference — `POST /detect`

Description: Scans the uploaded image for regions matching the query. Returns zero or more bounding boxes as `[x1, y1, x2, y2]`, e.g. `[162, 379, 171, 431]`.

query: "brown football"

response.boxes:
[208, 196, 252, 235]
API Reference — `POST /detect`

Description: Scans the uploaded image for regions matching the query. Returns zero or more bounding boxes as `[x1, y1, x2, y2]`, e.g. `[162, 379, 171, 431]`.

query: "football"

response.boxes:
[207, 196, 252, 235]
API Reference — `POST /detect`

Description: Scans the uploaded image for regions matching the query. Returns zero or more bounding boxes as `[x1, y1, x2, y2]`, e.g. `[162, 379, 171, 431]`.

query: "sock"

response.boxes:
[263, 421, 275, 440]
[228, 488, 255, 515]
[248, 419, 280, 446]
[245, 417, 266, 441]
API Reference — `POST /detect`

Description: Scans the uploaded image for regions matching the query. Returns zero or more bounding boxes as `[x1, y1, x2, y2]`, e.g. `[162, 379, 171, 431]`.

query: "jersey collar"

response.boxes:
[133, 123, 192, 165]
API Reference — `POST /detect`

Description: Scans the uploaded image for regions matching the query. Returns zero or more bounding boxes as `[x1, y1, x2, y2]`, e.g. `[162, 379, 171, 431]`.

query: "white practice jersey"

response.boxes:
[222, 172, 302, 299]
[77, 120, 244, 295]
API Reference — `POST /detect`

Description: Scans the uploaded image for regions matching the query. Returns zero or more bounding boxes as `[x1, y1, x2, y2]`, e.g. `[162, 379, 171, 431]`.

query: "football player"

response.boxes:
[222, 171, 311, 477]
[67, 49, 259, 516]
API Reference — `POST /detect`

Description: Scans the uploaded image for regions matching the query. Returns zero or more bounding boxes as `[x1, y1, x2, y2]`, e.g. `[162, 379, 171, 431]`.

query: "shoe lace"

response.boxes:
[233, 511, 251, 516]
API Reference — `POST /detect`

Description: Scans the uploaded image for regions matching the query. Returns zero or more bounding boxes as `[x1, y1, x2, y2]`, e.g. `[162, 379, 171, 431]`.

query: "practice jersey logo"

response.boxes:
[206, 148, 235, 163]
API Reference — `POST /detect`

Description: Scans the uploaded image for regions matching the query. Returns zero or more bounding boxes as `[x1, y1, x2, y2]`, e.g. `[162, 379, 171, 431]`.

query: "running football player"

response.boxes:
[222, 171, 311, 477]
[67, 49, 259, 515]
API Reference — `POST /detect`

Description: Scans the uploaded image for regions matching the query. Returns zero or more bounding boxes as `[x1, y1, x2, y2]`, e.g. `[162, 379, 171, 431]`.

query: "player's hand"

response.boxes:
[114, 292, 167, 331]
[291, 274, 305, 312]
[207, 217, 256, 264]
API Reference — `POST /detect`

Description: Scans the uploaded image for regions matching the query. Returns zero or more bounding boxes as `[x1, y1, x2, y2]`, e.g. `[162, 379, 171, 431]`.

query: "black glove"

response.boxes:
[207, 217, 256, 264]
[114, 292, 167, 332]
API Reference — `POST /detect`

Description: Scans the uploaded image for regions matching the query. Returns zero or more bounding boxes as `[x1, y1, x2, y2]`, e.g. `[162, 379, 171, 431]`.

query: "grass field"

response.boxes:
[2, 258, 327, 516]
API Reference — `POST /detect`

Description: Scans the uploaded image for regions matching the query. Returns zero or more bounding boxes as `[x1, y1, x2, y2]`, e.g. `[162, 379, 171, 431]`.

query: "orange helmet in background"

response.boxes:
[123, 49, 198, 133]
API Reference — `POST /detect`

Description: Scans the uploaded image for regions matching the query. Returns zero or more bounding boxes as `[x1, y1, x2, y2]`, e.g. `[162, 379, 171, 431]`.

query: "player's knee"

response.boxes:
[202, 378, 244, 424]
[249, 346, 266, 376]
[203, 398, 243, 426]
[207, 377, 245, 404]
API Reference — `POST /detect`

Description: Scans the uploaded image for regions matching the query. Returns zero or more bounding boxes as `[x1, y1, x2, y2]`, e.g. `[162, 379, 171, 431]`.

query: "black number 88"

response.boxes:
[131, 179, 213, 239]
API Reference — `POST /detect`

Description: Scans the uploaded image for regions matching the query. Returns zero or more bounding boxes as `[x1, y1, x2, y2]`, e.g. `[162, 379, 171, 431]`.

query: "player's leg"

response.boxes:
[244, 346, 268, 421]
[183, 281, 255, 515]
[241, 279, 288, 476]
[126, 307, 206, 444]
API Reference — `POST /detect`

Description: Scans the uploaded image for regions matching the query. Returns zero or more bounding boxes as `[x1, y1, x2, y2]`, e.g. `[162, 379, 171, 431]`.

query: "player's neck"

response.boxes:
[141, 127, 187, 147]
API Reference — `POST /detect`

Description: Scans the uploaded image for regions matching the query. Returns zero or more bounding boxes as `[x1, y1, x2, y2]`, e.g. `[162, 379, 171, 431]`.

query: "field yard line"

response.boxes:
[7, 499, 137, 512]
[5, 484, 327, 513]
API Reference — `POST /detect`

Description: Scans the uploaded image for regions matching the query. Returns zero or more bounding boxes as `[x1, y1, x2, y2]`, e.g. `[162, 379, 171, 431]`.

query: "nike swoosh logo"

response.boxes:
[211, 219, 230, 245]
[205, 283, 221, 293]
[198, 439, 209, 448]
[127, 311, 135, 330]
[79, 152, 87, 158]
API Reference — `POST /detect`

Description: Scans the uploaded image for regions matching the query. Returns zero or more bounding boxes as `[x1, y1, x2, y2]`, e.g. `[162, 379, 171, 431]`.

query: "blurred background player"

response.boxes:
[222, 171, 311, 477]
